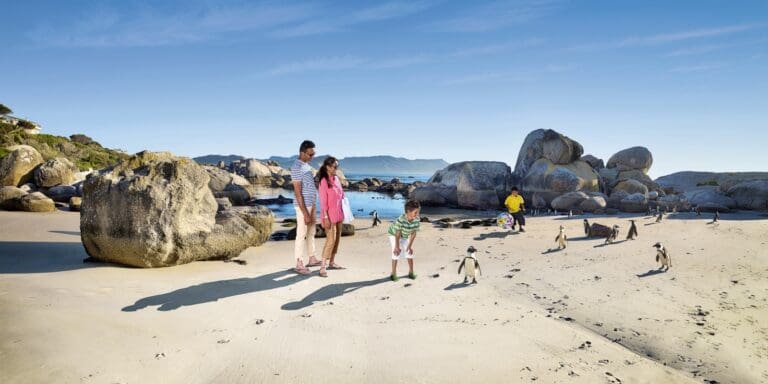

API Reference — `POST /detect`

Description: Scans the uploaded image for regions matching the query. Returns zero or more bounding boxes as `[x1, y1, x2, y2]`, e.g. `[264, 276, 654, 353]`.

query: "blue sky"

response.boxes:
[2, 0, 767, 178]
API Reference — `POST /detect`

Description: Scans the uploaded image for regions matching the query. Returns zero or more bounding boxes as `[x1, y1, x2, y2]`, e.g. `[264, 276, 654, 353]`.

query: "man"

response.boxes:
[291, 140, 322, 275]
[504, 186, 526, 232]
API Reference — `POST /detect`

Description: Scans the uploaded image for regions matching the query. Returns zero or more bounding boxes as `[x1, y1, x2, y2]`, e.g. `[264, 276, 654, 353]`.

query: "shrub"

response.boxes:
[696, 180, 719, 187]
[17, 120, 36, 130]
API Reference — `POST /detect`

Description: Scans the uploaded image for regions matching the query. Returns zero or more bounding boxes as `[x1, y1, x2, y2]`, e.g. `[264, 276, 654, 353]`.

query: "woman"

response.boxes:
[317, 156, 346, 277]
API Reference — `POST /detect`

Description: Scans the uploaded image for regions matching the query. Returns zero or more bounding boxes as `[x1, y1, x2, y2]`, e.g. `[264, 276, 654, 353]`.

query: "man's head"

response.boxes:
[404, 199, 421, 221]
[299, 140, 316, 162]
[511, 186, 519, 196]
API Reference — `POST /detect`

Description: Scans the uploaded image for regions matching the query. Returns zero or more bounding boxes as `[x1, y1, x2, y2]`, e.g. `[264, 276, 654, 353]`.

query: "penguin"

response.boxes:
[555, 225, 568, 249]
[672, 206, 678, 214]
[626, 219, 638, 240]
[458, 246, 481, 284]
[695, 206, 701, 216]
[605, 225, 619, 244]
[371, 210, 382, 227]
[646, 206, 653, 217]
[656, 206, 661, 215]
[714, 210, 720, 222]
[568, 210, 573, 218]
[653, 242, 671, 270]
[583, 219, 591, 237]
[656, 212, 663, 223]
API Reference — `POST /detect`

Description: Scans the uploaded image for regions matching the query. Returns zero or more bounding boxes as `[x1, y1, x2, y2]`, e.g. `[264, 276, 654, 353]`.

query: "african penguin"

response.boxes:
[714, 211, 720, 222]
[583, 219, 591, 237]
[695, 206, 701, 216]
[653, 242, 671, 270]
[555, 225, 568, 249]
[605, 225, 619, 244]
[656, 212, 663, 223]
[458, 246, 482, 284]
[626, 219, 638, 240]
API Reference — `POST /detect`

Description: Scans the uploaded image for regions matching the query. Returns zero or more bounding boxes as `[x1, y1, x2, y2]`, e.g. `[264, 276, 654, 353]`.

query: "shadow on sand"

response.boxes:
[593, 239, 628, 248]
[473, 231, 514, 241]
[123, 269, 313, 312]
[541, 248, 565, 254]
[444, 282, 473, 291]
[48, 231, 81, 236]
[636, 269, 668, 278]
[0, 241, 101, 274]
[281, 277, 391, 310]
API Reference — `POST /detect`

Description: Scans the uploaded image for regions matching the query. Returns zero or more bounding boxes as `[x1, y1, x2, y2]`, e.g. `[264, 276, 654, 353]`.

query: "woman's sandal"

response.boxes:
[319, 268, 328, 278]
[327, 263, 345, 270]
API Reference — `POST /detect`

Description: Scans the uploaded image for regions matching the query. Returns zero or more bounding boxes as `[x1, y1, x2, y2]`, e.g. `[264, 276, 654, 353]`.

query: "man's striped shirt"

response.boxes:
[291, 159, 317, 208]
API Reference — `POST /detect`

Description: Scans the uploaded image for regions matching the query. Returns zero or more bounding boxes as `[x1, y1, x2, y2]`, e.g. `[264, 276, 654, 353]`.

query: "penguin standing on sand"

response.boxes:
[695, 206, 701, 216]
[371, 210, 382, 227]
[605, 225, 619, 244]
[555, 225, 568, 249]
[714, 210, 720, 222]
[568, 210, 573, 218]
[656, 212, 663, 223]
[653, 242, 671, 270]
[646, 206, 653, 217]
[583, 219, 591, 237]
[626, 219, 638, 240]
[458, 246, 482, 284]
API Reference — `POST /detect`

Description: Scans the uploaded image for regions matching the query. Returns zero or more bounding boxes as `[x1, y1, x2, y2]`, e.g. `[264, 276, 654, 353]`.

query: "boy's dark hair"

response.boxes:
[405, 199, 421, 212]
[299, 140, 315, 153]
[511, 186, 519, 192]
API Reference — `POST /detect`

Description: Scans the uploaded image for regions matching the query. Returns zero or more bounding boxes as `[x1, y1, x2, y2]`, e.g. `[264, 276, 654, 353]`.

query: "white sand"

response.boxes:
[1, 209, 767, 383]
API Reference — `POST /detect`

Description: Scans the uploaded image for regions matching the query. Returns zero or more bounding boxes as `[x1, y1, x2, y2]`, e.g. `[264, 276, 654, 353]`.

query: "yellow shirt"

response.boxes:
[504, 194, 525, 213]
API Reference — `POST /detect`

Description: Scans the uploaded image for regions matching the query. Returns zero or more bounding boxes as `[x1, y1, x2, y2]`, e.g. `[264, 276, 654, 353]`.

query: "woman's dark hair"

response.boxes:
[317, 156, 338, 187]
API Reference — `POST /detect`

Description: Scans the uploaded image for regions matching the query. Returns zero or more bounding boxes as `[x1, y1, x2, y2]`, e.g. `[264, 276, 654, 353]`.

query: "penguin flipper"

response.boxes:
[475, 261, 481, 276]
[458, 259, 465, 274]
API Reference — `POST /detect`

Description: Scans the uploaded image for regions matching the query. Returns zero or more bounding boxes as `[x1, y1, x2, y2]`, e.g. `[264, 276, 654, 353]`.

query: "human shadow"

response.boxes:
[593, 239, 628, 248]
[473, 232, 512, 241]
[49, 231, 81, 236]
[281, 277, 390, 310]
[0, 241, 101, 274]
[636, 269, 667, 278]
[541, 248, 565, 254]
[123, 269, 312, 312]
[444, 282, 472, 291]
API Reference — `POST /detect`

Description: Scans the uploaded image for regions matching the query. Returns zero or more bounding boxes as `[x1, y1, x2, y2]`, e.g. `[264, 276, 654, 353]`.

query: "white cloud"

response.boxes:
[568, 23, 763, 52]
[429, 0, 562, 33]
[669, 63, 725, 73]
[445, 63, 574, 85]
[450, 37, 546, 57]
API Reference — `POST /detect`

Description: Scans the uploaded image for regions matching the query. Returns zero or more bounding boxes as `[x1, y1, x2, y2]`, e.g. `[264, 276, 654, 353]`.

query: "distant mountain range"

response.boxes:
[194, 154, 448, 174]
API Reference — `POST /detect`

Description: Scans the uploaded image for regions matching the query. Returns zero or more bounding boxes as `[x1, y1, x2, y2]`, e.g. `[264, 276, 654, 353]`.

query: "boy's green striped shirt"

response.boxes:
[388, 214, 420, 237]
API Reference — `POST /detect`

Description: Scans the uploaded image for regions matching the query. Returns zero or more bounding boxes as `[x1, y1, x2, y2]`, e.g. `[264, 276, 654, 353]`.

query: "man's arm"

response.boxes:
[292, 181, 311, 223]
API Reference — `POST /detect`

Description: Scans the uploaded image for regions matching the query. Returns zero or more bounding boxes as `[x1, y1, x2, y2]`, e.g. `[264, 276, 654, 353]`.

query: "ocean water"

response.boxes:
[253, 173, 433, 220]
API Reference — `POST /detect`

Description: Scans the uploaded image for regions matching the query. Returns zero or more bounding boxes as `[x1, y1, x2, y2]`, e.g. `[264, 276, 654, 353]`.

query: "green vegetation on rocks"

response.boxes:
[1, 122, 127, 171]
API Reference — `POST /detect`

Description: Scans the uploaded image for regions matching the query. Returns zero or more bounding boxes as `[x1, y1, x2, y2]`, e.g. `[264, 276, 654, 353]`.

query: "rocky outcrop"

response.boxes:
[519, 159, 599, 205]
[230, 205, 275, 246]
[44, 185, 78, 202]
[69, 196, 82, 211]
[513, 129, 584, 177]
[412, 161, 514, 209]
[0, 145, 44, 187]
[619, 193, 648, 213]
[80, 151, 269, 268]
[33, 157, 78, 187]
[580, 154, 604, 170]
[606, 146, 653, 173]
[683, 187, 736, 210]
[550, 191, 590, 211]
[613, 179, 648, 196]
[726, 180, 768, 210]
[204, 165, 256, 206]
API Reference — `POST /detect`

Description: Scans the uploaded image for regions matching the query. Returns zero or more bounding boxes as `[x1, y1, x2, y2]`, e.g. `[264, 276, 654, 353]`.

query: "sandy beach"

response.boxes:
[1, 209, 767, 383]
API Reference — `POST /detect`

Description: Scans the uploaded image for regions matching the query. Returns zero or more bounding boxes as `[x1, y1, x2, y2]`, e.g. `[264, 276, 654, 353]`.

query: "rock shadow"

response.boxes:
[0, 241, 101, 274]
[281, 277, 390, 310]
[123, 269, 312, 312]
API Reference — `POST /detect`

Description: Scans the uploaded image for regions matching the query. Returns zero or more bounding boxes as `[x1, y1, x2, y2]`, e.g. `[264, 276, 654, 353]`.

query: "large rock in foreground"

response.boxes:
[0, 145, 44, 187]
[80, 151, 265, 268]
[412, 161, 514, 209]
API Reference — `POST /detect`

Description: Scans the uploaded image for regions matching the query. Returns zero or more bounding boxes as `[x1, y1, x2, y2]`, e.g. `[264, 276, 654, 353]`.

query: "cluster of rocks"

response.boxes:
[348, 177, 424, 197]
[655, 171, 768, 212]
[227, 158, 294, 188]
[410, 161, 515, 209]
[80, 151, 274, 267]
[0, 145, 90, 212]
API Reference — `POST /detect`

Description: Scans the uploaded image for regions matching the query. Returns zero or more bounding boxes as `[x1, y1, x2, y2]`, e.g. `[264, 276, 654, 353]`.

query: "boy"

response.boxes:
[388, 200, 421, 281]
[504, 186, 526, 232]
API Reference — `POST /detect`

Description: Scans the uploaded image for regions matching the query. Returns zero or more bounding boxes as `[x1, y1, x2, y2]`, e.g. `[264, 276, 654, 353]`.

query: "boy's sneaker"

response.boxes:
[390, 274, 399, 282]
[519, 228, 526, 232]
[408, 272, 417, 280]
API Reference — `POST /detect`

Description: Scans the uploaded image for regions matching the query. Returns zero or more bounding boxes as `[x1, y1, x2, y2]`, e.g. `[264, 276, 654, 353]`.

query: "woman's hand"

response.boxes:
[322, 218, 330, 230]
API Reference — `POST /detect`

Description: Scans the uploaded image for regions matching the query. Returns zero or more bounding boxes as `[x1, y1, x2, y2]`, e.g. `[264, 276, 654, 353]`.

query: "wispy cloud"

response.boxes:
[665, 38, 768, 57]
[270, 1, 435, 38]
[669, 63, 726, 73]
[28, 1, 435, 47]
[264, 54, 431, 76]
[445, 63, 574, 85]
[450, 37, 545, 57]
[568, 23, 763, 52]
[429, 0, 562, 33]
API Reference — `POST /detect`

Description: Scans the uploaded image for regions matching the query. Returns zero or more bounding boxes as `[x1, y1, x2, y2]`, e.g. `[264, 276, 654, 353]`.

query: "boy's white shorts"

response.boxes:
[389, 235, 413, 260]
